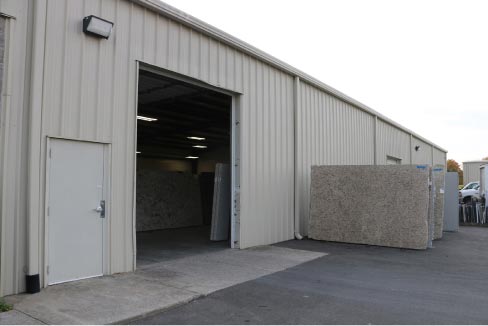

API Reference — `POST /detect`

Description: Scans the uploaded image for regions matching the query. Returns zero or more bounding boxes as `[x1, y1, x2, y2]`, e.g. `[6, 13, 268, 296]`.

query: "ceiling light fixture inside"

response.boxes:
[192, 145, 207, 149]
[186, 156, 199, 159]
[187, 136, 205, 141]
[137, 115, 158, 122]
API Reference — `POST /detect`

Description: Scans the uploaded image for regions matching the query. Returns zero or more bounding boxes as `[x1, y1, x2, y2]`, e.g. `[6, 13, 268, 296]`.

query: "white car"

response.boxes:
[459, 181, 480, 204]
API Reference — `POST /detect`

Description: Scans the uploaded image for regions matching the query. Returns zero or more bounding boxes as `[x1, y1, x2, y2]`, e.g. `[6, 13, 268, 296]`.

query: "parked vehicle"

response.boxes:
[480, 165, 488, 205]
[459, 181, 480, 203]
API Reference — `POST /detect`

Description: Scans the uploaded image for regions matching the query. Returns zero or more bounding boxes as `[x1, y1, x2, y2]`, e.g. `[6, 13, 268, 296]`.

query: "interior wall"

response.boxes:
[197, 145, 230, 174]
[137, 157, 191, 173]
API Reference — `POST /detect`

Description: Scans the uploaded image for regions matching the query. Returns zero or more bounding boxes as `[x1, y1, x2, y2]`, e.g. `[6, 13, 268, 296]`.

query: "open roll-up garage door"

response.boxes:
[135, 67, 238, 268]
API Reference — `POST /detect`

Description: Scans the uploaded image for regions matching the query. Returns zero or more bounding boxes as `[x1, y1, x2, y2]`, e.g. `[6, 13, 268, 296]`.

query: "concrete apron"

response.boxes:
[2, 246, 325, 325]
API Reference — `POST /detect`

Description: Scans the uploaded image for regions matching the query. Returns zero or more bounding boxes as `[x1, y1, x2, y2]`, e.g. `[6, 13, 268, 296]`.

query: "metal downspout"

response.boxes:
[293, 76, 302, 240]
[26, 0, 47, 293]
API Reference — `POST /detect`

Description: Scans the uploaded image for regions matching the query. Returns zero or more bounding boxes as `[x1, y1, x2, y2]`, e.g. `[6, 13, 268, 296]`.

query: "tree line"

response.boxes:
[447, 156, 488, 186]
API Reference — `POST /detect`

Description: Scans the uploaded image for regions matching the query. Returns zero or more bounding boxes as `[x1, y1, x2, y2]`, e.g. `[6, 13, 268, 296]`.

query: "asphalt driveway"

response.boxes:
[133, 227, 488, 325]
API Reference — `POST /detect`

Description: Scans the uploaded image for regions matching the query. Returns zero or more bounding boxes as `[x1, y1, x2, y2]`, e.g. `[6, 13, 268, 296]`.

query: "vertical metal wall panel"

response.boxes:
[296, 82, 375, 235]
[0, 0, 30, 295]
[433, 147, 446, 167]
[0, 1, 28, 296]
[238, 60, 295, 248]
[0, 16, 5, 296]
[463, 161, 488, 184]
[412, 137, 433, 165]
[377, 119, 411, 164]
[39, 0, 294, 264]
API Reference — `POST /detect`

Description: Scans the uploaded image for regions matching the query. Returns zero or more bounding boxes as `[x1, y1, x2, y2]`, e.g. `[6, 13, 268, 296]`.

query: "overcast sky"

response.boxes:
[163, 0, 488, 164]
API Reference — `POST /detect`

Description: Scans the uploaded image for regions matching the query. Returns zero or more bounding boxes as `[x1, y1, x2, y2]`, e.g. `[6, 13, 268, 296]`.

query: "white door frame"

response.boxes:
[134, 62, 241, 260]
[43, 136, 111, 287]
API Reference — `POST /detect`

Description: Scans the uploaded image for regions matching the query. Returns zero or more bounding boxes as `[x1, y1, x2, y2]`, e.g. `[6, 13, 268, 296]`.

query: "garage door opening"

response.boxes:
[135, 69, 235, 267]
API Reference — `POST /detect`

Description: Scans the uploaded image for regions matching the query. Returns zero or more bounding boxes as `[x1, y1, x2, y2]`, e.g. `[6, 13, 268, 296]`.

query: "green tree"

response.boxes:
[447, 159, 463, 185]
[447, 159, 461, 172]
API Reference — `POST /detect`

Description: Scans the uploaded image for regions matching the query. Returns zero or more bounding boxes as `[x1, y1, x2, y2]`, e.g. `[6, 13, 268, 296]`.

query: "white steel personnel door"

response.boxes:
[47, 139, 106, 285]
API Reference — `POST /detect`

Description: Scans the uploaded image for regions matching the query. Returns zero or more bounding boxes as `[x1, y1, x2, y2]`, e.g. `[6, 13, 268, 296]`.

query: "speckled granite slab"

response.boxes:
[433, 165, 445, 239]
[136, 170, 202, 231]
[309, 165, 431, 250]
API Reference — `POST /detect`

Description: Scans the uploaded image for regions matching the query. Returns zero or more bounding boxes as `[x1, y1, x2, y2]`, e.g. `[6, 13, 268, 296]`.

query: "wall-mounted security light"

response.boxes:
[186, 156, 199, 159]
[137, 115, 158, 122]
[187, 136, 206, 141]
[415, 146, 420, 151]
[136, 151, 141, 154]
[83, 15, 114, 39]
[192, 145, 207, 149]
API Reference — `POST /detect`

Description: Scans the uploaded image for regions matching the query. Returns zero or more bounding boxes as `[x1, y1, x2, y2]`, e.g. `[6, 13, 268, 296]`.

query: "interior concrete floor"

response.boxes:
[136, 226, 229, 267]
[133, 227, 488, 325]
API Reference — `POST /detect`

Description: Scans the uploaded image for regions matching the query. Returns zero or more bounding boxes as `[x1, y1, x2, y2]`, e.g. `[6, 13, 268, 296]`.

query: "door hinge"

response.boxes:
[49, 148, 52, 158]
[47, 206, 50, 216]
[47, 266, 49, 275]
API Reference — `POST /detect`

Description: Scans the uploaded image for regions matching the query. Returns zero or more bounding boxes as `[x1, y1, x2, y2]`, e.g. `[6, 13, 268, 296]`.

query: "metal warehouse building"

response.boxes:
[0, 0, 447, 296]
[463, 161, 488, 184]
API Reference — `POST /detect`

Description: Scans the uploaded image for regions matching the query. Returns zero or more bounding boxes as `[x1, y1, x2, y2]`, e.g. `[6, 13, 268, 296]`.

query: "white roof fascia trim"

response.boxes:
[130, 0, 447, 153]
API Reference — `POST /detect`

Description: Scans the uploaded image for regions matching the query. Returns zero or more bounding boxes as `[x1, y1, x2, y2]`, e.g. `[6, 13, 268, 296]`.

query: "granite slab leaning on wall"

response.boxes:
[136, 170, 202, 232]
[418, 164, 434, 248]
[309, 165, 431, 250]
[433, 165, 445, 239]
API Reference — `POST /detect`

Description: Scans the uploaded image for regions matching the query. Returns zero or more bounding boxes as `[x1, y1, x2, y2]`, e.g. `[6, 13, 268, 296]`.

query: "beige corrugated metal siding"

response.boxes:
[463, 161, 488, 184]
[377, 120, 411, 164]
[411, 137, 433, 165]
[433, 148, 447, 167]
[0, 16, 4, 295]
[0, 1, 30, 296]
[39, 0, 294, 270]
[239, 61, 295, 247]
[0, 0, 447, 295]
[296, 81, 375, 235]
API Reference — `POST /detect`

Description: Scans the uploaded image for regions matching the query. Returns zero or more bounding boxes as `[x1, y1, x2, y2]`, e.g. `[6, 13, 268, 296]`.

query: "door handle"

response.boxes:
[94, 200, 105, 218]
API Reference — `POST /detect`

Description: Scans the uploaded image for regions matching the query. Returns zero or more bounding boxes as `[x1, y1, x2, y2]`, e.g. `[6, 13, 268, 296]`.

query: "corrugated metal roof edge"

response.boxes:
[463, 160, 488, 164]
[130, 0, 448, 154]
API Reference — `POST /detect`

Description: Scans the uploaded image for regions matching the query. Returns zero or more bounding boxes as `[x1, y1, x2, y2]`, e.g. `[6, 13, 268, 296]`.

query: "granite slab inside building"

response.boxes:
[136, 170, 202, 232]
[309, 165, 431, 250]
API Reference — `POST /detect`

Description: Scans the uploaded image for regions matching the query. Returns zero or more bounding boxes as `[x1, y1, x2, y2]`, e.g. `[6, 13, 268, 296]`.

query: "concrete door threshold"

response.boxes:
[3, 246, 326, 325]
